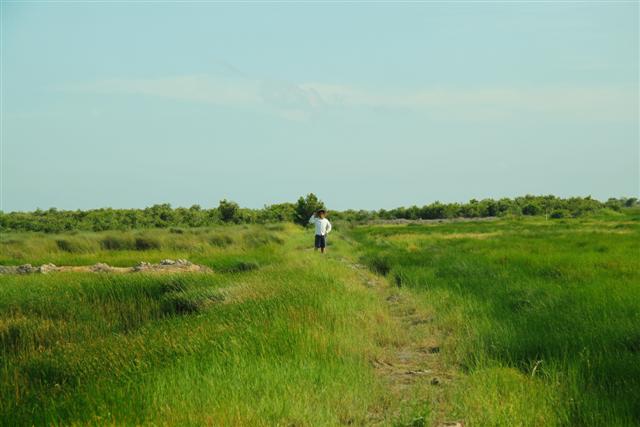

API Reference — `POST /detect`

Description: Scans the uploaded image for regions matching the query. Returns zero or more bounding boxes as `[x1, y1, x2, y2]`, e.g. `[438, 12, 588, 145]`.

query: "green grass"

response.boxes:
[0, 225, 289, 268]
[0, 224, 405, 426]
[351, 211, 640, 426]
[1, 213, 638, 426]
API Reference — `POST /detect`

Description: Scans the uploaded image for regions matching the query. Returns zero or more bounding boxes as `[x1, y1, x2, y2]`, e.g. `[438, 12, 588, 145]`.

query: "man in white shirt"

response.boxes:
[308, 209, 332, 253]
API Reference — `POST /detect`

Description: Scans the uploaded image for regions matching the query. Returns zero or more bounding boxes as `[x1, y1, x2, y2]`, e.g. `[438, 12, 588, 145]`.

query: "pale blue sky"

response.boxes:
[1, 1, 638, 211]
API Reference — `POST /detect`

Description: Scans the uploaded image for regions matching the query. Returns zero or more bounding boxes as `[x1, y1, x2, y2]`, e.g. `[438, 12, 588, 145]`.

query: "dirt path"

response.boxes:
[337, 257, 462, 427]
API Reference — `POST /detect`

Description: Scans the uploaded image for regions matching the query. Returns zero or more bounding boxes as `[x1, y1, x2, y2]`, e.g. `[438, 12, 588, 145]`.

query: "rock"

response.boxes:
[38, 263, 58, 274]
[160, 259, 176, 265]
[91, 263, 112, 273]
[441, 422, 464, 427]
[17, 264, 35, 274]
[176, 259, 191, 266]
[0, 265, 17, 274]
[132, 261, 151, 272]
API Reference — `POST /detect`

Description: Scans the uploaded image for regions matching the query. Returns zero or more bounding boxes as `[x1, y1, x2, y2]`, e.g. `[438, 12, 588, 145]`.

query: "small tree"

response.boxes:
[522, 203, 541, 216]
[294, 193, 325, 226]
[218, 199, 240, 223]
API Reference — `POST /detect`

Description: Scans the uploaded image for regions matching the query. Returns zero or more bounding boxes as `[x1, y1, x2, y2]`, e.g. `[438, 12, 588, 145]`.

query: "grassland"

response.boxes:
[352, 210, 640, 426]
[1, 212, 639, 426]
[1, 224, 412, 426]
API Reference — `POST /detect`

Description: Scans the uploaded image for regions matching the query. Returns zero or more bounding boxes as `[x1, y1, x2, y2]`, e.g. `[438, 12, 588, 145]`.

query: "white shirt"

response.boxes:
[309, 215, 332, 236]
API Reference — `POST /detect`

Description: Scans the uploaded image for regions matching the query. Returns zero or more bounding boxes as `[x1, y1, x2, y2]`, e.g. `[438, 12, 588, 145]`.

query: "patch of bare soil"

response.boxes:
[0, 259, 212, 275]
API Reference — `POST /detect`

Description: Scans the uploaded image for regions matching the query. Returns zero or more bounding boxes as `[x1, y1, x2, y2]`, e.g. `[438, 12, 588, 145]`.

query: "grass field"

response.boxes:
[1, 212, 639, 426]
[352, 210, 640, 426]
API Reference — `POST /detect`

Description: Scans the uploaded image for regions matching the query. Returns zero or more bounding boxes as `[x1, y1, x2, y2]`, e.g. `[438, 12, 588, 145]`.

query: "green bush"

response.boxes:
[0, 195, 626, 233]
[100, 235, 135, 251]
[294, 193, 325, 226]
[218, 199, 240, 223]
[522, 203, 541, 216]
[55, 238, 96, 253]
[134, 236, 162, 251]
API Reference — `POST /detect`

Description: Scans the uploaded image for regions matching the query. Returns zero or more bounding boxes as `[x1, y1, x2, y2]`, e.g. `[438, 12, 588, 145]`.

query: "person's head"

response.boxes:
[317, 209, 326, 218]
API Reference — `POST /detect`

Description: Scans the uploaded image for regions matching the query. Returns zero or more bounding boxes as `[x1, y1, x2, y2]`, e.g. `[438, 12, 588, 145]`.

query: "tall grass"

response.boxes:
[351, 212, 640, 425]
[2, 215, 638, 425]
[0, 225, 290, 267]
[0, 224, 400, 426]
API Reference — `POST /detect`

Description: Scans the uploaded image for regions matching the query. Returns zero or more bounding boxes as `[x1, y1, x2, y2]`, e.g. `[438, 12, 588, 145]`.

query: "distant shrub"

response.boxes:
[208, 234, 234, 247]
[134, 236, 161, 251]
[218, 199, 240, 223]
[550, 209, 571, 219]
[0, 195, 620, 232]
[55, 239, 75, 252]
[522, 203, 541, 216]
[294, 193, 325, 226]
[55, 238, 95, 253]
[100, 235, 135, 250]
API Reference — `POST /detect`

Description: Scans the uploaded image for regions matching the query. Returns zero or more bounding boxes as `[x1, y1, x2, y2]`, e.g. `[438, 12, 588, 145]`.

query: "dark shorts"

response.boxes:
[314, 234, 326, 248]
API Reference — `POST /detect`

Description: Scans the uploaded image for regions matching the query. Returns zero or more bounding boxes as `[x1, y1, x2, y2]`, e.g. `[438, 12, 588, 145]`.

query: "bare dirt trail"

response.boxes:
[337, 256, 463, 427]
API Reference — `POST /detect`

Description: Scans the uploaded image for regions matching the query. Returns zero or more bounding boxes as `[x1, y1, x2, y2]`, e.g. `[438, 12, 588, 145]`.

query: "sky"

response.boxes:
[1, 1, 638, 212]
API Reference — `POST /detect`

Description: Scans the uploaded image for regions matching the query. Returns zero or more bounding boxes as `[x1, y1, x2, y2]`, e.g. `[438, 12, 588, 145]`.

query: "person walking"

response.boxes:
[308, 209, 332, 253]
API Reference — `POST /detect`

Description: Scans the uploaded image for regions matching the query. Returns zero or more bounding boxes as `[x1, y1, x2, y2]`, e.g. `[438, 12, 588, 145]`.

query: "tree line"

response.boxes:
[0, 194, 637, 233]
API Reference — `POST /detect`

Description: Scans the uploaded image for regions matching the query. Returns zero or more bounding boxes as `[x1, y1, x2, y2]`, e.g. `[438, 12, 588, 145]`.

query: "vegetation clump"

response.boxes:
[54, 238, 96, 253]
[3, 194, 634, 233]
[208, 233, 234, 247]
[134, 236, 162, 251]
[100, 235, 135, 250]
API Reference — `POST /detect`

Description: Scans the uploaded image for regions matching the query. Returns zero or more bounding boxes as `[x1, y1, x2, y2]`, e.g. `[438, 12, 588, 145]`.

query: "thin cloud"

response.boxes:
[59, 74, 637, 122]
